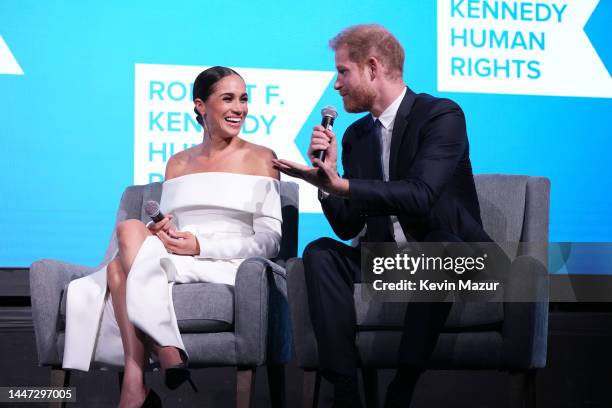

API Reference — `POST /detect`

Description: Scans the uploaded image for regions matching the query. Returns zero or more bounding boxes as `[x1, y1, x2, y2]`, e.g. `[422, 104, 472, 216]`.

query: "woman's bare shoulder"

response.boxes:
[240, 142, 279, 180]
[165, 149, 193, 180]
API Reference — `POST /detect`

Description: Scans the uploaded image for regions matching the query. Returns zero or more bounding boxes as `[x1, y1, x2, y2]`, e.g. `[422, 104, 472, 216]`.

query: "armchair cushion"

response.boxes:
[172, 283, 234, 333]
[356, 331, 503, 369]
[59, 282, 236, 333]
[354, 286, 504, 330]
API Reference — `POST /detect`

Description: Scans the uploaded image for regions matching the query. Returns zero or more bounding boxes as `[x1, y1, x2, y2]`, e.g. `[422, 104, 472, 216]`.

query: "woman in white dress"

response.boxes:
[61, 66, 282, 408]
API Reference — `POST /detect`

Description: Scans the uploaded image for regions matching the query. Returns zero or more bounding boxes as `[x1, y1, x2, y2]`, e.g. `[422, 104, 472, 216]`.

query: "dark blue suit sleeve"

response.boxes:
[349, 101, 467, 216]
[320, 127, 366, 240]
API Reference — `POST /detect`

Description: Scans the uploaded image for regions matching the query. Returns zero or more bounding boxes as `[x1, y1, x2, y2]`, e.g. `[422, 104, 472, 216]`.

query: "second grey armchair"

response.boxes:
[287, 174, 550, 408]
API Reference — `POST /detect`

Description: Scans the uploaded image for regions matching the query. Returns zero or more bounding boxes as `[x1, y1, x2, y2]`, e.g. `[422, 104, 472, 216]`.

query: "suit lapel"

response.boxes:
[389, 87, 416, 180]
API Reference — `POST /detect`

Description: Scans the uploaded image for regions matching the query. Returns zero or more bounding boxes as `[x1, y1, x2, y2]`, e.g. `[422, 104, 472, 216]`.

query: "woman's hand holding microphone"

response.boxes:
[145, 202, 201, 255]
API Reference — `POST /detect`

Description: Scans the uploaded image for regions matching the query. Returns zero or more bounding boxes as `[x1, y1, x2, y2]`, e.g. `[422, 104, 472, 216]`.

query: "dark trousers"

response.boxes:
[302, 232, 460, 380]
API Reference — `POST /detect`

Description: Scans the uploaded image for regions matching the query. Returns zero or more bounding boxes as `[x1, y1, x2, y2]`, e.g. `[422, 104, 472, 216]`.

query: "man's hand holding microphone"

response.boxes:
[272, 106, 349, 197]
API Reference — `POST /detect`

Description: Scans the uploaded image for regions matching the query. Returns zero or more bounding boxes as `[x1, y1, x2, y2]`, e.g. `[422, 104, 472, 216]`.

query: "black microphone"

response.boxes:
[144, 200, 165, 223]
[316, 105, 338, 161]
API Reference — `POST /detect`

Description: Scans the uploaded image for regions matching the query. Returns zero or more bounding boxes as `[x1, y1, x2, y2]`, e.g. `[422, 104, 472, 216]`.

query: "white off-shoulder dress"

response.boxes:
[62, 172, 282, 371]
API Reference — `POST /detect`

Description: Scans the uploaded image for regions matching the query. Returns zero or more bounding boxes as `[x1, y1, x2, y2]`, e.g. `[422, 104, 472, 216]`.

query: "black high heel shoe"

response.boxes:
[165, 362, 198, 392]
[141, 389, 162, 408]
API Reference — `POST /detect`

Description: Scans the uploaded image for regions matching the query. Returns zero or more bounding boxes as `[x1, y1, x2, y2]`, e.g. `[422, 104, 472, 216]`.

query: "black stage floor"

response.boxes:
[1, 308, 611, 408]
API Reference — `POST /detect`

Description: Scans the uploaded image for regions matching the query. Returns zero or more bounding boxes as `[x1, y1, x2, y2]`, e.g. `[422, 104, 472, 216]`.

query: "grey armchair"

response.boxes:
[30, 180, 299, 408]
[287, 174, 550, 408]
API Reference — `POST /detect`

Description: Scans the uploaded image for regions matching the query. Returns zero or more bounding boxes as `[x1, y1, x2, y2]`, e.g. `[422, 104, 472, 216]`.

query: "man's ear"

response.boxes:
[367, 57, 379, 80]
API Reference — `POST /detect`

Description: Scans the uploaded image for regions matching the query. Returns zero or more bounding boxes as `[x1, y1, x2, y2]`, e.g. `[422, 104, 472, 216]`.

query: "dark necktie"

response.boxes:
[364, 118, 394, 242]
[372, 119, 384, 180]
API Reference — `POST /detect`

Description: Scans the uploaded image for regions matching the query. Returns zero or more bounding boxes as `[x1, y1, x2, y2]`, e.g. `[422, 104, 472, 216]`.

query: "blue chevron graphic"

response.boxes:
[584, 0, 612, 77]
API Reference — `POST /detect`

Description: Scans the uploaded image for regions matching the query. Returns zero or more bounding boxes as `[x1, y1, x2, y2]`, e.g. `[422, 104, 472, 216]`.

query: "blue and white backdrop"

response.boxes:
[1, 0, 610, 268]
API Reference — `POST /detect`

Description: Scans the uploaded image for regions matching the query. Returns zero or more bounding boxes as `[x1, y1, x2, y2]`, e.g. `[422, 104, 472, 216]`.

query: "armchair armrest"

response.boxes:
[234, 258, 269, 366]
[286, 258, 319, 369]
[29, 259, 96, 366]
[234, 257, 291, 367]
[502, 254, 549, 369]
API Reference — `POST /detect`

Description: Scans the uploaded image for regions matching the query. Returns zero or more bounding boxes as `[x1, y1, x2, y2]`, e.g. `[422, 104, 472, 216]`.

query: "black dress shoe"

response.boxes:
[141, 389, 162, 408]
[165, 362, 198, 392]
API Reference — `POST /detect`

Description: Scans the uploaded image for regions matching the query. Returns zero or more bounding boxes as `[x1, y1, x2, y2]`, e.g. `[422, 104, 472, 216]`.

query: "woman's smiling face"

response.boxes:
[195, 74, 248, 139]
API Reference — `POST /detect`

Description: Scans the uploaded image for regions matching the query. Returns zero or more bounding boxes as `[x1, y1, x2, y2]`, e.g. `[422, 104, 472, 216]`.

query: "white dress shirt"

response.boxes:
[372, 87, 409, 246]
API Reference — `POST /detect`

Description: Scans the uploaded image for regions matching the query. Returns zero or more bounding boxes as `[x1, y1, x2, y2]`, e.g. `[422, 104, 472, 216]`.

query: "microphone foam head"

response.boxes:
[144, 200, 160, 217]
[321, 105, 338, 119]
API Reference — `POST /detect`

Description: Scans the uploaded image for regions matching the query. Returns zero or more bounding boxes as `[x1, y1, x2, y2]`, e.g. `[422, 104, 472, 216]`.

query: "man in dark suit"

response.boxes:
[273, 24, 491, 407]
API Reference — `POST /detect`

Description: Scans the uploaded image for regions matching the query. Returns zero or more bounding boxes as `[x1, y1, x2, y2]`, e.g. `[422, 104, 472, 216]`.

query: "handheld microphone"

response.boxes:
[316, 106, 338, 161]
[144, 200, 165, 223]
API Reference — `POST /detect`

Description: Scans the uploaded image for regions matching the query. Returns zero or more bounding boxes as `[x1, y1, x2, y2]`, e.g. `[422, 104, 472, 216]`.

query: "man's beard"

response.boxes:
[342, 81, 376, 113]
